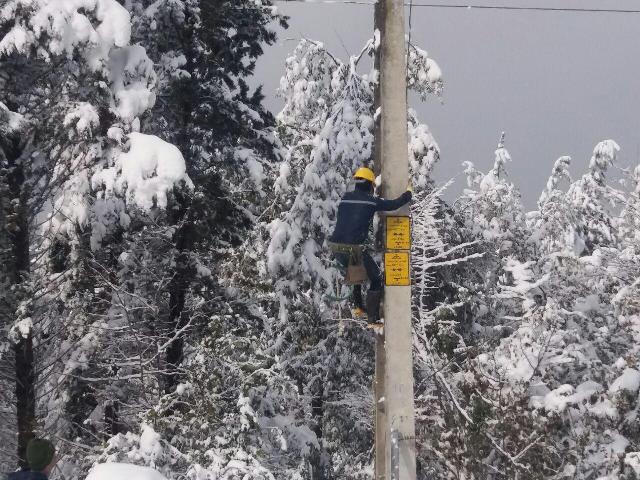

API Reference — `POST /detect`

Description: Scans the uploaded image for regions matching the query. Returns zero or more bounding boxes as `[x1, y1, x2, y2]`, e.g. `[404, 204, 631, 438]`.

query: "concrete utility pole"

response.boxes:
[378, 0, 417, 479]
[372, 0, 387, 478]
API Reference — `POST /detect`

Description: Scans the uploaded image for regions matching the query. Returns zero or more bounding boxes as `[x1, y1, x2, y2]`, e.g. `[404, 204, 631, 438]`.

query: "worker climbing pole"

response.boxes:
[328, 167, 412, 326]
[376, 0, 417, 478]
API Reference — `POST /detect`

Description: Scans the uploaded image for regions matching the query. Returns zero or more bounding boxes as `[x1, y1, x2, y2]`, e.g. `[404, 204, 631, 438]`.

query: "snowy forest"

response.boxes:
[2, 1, 640, 479]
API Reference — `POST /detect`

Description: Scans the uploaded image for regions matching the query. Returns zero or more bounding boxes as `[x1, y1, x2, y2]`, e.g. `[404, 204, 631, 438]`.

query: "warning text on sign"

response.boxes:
[386, 216, 411, 250]
[385, 252, 410, 286]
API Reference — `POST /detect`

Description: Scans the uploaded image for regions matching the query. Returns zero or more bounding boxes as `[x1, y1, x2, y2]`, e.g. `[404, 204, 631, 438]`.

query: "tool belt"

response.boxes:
[327, 241, 363, 257]
[327, 242, 367, 285]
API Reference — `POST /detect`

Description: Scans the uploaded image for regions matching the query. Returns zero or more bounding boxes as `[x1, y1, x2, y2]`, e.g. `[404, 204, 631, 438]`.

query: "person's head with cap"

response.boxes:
[26, 438, 56, 474]
[353, 167, 375, 193]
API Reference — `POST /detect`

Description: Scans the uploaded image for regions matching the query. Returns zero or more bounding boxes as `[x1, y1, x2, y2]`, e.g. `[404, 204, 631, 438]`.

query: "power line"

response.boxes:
[276, 0, 640, 14]
[413, 3, 640, 13]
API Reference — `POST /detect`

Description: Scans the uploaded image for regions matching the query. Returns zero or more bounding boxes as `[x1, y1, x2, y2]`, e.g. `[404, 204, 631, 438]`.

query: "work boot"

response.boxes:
[351, 307, 367, 319]
[366, 290, 383, 324]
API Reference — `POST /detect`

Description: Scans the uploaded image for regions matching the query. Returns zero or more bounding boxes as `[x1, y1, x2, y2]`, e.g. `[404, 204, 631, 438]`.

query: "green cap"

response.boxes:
[26, 438, 55, 471]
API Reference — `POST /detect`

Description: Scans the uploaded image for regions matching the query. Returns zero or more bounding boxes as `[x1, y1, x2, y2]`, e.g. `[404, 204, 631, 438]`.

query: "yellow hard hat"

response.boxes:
[353, 167, 375, 183]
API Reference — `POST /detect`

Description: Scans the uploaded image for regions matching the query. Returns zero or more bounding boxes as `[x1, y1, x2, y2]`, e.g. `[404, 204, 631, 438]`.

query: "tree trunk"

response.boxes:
[164, 14, 196, 395]
[164, 217, 195, 395]
[308, 384, 330, 480]
[4, 133, 35, 468]
[14, 335, 35, 468]
[104, 401, 120, 436]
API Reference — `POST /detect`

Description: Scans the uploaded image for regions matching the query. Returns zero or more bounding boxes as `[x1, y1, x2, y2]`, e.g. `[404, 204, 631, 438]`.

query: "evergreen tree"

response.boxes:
[0, 0, 187, 470]
[418, 139, 640, 479]
[566, 139, 621, 255]
[62, 2, 296, 480]
[619, 163, 640, 249]
[530, 155, 577, 254]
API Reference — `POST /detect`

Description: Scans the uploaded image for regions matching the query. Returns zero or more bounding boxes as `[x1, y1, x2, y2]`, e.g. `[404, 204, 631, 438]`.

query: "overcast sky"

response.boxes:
[252, 0, 640, 207]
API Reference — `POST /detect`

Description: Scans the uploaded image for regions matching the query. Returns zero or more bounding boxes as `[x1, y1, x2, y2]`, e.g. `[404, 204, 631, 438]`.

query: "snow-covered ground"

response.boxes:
[86, 463, 167, 480]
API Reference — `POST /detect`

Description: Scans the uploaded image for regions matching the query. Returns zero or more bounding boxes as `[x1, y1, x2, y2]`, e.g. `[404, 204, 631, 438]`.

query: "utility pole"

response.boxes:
[372, 1, 387, 478]
[378, 0, 416, 479]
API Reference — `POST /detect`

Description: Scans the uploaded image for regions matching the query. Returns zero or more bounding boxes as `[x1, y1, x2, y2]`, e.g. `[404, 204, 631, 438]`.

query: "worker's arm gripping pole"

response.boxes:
[379, 0, 417, 479]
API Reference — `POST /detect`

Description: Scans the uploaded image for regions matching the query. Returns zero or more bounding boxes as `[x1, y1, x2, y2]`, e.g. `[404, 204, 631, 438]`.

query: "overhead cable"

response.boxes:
[276, 0, 640, 14]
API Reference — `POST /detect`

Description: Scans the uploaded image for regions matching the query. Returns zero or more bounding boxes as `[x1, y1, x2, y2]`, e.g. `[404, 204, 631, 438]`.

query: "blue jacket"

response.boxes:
[329, 187, 412, 245]
[6, 471, 48, 480]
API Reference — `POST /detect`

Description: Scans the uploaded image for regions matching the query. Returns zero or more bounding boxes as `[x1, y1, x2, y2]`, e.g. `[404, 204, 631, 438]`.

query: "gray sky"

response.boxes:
[253, 0, 640, 207]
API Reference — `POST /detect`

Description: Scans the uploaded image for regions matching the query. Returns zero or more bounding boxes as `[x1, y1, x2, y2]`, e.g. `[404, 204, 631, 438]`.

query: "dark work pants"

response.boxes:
[335, 250, 382, 309]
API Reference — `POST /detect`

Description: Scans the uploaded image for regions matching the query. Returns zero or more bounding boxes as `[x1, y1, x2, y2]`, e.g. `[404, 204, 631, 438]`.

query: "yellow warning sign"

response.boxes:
[386, 216, 411, 250]
[385, 252, 410, 286]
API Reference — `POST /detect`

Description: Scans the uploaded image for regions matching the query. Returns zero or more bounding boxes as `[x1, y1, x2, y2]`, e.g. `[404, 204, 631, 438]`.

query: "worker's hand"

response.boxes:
[407, 181, 413, 193]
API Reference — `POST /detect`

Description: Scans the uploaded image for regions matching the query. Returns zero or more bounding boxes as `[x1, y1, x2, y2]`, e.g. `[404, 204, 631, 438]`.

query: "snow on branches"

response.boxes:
[567, 139, 621, 255]
[1, 0, 157, 124]
[0, 0, 131, 62]
[415, 136, 640, 479]
[269, 37, 444, 311]
[407, 43, 443, 100]
[93, 132, 192, 211]
[268, 39, 375, 307]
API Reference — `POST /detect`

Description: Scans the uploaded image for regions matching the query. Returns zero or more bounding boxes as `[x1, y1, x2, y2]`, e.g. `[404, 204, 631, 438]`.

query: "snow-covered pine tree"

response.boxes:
[421, 139, 640, 479]
[529, 155, 577, 255]
[412, 136, 544, 477]
[266, 38, 377, 478]
[0, 0, 189, 471]
[566, 139, 622, 255]
[58, 3, 301, 480]
[109, 0, 288, 400]
[1, 0, 133, 466]
[619, 163, 640, 250]
[459, 134, 528, 257]
[410, 181, 490, 476]
[451, 134, 529, 337]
